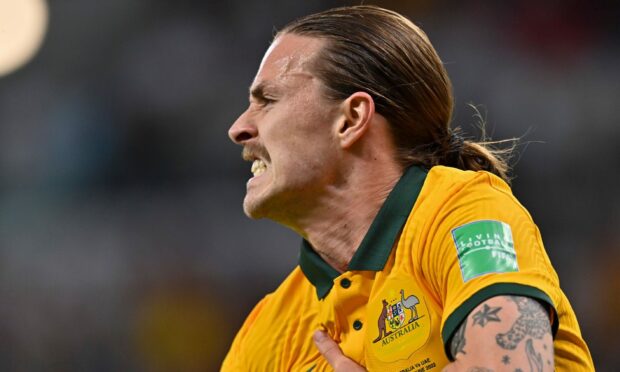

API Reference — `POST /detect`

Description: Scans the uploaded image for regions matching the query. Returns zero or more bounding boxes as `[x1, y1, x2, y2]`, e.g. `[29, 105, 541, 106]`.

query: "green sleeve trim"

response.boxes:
[441, 282, 558, 361]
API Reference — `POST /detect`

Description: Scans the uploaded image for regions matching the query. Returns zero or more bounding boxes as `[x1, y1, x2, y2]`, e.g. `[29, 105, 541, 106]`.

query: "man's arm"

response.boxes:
[444, 295, 554, 372]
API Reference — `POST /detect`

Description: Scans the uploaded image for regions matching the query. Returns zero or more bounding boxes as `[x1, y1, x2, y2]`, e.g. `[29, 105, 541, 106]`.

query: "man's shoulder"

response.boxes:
[263, 266, 318, 306]
[427, 165, 507, 187]
[422, 166, 512, 198]
[237, 266, 317, 339]
[410, 166, 515, 222]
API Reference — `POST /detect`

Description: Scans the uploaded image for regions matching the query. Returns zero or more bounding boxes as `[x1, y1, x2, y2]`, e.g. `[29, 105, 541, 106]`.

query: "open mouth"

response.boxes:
[251, 159, 267, 177]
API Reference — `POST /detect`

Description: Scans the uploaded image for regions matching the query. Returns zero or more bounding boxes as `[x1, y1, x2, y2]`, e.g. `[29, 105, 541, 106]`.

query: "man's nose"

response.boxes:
[228, 110, 258, 145]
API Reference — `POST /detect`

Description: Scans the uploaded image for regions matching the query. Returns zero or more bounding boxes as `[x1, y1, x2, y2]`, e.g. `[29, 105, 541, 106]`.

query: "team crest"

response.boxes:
[367, 280, 432, 363]
[373, 289, 422, 343]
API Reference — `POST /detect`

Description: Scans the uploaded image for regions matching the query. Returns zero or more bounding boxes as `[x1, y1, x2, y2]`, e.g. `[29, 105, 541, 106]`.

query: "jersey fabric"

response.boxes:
[221, 165, 594, 371]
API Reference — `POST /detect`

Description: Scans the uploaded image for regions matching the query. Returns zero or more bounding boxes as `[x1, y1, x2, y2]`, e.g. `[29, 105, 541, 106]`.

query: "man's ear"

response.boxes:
[337, 92, 375, 149]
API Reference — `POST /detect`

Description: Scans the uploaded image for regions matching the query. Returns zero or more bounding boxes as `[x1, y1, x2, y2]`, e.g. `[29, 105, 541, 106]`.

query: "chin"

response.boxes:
[242, 184, 301, 222]
[243, 205, 263, 219]
[242, 195, 269, 220]
[243, 193, 291, 222]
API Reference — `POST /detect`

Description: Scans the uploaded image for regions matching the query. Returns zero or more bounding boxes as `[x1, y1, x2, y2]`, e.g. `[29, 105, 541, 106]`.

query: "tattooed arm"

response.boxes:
[442, 295, 554, 372]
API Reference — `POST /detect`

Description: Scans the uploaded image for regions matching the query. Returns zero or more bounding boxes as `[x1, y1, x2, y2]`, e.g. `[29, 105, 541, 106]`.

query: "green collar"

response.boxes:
[299, 166, 428, 299]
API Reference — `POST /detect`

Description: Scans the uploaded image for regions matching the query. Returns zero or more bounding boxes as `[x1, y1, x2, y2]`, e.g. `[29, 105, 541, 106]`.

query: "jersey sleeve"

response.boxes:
[421, 171, 560, 360]
[221, 294, 271, 371]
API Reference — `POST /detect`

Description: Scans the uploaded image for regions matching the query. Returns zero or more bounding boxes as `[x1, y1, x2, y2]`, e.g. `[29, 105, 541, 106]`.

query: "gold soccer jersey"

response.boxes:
[222, 166, 594, 371]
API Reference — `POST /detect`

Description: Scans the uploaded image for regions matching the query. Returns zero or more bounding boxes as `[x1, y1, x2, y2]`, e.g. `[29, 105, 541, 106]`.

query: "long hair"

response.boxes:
[279, 5, 514, 183]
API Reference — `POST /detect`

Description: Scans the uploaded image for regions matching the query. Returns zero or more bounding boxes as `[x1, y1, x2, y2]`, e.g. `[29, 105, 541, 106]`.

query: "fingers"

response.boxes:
[313, 330, 366, 371]
[313, 330, 343, 366]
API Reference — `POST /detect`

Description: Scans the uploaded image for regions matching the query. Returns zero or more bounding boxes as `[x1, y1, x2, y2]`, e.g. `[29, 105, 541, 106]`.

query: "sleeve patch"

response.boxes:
[451, 220, 518, 282]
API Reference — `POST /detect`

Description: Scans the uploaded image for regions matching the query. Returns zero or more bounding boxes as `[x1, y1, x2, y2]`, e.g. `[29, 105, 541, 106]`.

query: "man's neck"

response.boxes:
[297, 163, 403, 273]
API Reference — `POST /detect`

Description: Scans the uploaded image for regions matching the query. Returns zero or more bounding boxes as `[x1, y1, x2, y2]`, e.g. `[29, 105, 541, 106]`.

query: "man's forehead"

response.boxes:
[253, 34, 323, 86]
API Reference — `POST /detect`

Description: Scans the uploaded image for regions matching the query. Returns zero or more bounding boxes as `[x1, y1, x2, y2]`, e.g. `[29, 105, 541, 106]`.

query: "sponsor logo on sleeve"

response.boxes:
[451, 220, 518, 282]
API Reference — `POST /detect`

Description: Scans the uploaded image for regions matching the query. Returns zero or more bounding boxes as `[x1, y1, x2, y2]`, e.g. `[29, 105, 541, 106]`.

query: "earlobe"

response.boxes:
[338, 92, 375, 149]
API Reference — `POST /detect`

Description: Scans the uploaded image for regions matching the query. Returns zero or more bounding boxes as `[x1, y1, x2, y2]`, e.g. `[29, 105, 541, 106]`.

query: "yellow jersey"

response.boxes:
[222, 166, 594, 371]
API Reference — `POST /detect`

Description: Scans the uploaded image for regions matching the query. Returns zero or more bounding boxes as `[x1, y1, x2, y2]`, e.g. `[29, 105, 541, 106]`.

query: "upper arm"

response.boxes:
[445, 294, 554, 372]
[416, 172, 560, 357]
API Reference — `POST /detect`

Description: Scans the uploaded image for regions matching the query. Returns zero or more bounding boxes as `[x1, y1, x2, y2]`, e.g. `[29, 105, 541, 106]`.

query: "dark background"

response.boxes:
[0, 0, 618, 370]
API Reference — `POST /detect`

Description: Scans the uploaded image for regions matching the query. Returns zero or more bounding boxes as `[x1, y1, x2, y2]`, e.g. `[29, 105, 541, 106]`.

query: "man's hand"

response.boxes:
[313, 330, 366, 371]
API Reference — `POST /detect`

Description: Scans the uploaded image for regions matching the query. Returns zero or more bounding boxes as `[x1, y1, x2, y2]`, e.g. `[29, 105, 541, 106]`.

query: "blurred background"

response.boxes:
[0, 0, 618, 370]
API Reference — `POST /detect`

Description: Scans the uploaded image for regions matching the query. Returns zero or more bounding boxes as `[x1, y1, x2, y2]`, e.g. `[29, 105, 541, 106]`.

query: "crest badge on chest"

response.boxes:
[366, 277, 432, 362]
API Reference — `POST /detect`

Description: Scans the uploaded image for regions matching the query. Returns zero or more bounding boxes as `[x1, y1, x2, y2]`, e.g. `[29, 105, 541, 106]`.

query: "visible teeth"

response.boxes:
[251, 159, 267, 176]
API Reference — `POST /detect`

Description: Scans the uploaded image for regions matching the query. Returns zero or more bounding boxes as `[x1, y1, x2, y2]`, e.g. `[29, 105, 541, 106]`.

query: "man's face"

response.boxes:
[228, 34, 341, 221]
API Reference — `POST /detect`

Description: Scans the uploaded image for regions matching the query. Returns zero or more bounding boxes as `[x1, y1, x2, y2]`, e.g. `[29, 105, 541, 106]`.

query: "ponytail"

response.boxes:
[456, 138, 515, 184]
[397, 127, 517, 184]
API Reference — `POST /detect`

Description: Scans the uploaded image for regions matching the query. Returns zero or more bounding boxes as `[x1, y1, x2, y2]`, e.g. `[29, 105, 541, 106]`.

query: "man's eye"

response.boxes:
[260, 97, 276, 106]
[249, 96, 276, 109]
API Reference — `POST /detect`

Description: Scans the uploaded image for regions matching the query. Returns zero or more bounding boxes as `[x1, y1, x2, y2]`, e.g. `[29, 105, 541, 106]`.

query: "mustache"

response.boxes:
[242, 146, 270, 162]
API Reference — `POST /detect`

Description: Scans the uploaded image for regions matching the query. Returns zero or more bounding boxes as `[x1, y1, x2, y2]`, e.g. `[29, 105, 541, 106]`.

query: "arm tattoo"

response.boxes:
[496, 296, 552, 350]
[450, 318, 467, 358]
[472, 304, 502, 327]
[526, 338, 543, 372]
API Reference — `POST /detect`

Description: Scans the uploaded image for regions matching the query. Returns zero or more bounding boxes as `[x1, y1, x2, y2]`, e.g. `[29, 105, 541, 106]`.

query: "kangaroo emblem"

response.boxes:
[372, 299, 392, 343]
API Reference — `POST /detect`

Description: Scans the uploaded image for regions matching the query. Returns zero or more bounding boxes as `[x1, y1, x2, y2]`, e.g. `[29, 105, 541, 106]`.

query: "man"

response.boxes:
[222, 5, 593, 371]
